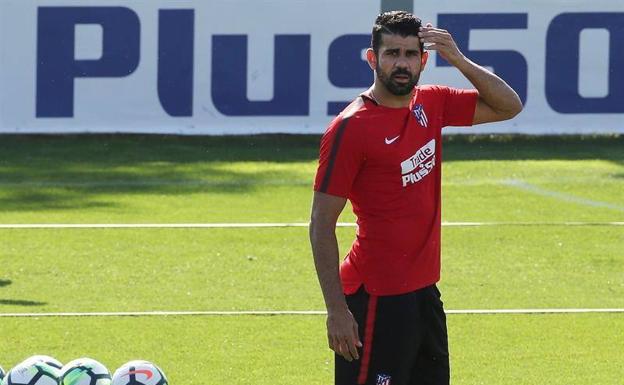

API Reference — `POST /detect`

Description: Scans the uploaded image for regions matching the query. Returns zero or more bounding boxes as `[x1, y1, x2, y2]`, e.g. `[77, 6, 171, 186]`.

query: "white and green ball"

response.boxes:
[59, 358, 102, 377]
[60, 358, 111, 385]
[2, 362, 59, 385]
[111, 361, 168, 385]
[20, 357, 62, 371]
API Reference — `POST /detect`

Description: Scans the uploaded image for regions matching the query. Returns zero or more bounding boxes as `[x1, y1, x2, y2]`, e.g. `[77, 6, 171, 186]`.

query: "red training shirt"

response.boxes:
[314, 85, 478, 296]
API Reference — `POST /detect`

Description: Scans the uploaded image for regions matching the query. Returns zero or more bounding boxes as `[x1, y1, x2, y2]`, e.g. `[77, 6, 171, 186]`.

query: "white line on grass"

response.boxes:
[0, 222, 622, 229]
[0, 309, 623, 318]
[504, 179, 624, 212]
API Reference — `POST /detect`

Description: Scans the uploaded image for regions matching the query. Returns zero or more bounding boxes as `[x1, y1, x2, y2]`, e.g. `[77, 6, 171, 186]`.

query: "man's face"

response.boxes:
[374, 33, 426, 96]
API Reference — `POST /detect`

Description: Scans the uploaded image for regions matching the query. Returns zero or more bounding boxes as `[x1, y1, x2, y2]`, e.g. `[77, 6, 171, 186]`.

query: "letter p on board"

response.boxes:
[36, 6, 140, 117]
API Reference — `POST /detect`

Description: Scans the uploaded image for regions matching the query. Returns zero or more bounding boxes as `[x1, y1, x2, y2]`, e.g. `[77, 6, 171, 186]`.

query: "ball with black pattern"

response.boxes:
[60, 358, 111, 385]
[1, 362, 59, 385]
[111, 361, 168, 385]
[19, 357, 62, 371]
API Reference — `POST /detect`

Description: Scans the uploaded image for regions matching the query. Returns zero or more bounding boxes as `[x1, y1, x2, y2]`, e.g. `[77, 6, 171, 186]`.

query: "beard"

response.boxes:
[376, 64, 420, 96]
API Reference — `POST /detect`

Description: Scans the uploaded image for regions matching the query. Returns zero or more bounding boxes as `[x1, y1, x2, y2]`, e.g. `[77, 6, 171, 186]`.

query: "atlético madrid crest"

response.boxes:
[376, 374, 392, 385]
[413, 103, 428, 127]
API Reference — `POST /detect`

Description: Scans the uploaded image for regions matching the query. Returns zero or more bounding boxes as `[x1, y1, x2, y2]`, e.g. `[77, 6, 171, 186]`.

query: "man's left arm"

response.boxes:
[418, 23, 523, 125]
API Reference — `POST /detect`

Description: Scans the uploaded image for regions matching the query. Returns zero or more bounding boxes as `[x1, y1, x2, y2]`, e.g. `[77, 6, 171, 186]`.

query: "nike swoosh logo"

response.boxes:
[123, 370, 154, 380]
[385, 135, 400, 144]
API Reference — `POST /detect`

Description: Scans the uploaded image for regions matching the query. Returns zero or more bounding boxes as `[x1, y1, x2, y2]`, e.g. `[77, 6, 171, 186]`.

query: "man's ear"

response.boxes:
[420, 51, 429, 72]
[366, 48, 377, 71]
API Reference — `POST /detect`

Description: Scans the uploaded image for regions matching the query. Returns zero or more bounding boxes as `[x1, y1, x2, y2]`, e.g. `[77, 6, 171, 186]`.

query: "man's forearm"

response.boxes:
[310, 218, 362, 361]
[309, 222, 348, 312]
[452, 54, 522, 115]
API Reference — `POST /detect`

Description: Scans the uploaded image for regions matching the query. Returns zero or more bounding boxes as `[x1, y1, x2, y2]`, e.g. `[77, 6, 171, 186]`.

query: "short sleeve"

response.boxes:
[313, 116, 365, 198]
[442, 87, 479, 127]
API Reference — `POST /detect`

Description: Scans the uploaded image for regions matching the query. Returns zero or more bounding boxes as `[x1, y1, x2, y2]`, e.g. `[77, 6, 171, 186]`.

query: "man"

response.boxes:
[309, 11, 522, 385]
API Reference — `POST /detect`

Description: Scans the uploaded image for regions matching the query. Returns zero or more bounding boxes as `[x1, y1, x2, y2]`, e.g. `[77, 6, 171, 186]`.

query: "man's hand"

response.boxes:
[327, 307, 362, 362]
[418, 22, 523, 124]
[418, 22, 464, 65]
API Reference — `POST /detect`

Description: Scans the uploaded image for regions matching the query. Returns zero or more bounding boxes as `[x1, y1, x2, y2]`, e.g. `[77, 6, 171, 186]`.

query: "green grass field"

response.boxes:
[0, 134, 623, 384]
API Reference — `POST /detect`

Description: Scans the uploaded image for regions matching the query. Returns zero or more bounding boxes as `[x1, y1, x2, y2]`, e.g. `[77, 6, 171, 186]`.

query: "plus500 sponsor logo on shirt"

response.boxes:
[400, 139, 436, 187]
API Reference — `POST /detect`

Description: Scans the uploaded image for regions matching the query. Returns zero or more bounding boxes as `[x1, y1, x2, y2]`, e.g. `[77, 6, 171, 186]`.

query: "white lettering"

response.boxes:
[400, 139, 436, 174]
[401, 155, 436, 187]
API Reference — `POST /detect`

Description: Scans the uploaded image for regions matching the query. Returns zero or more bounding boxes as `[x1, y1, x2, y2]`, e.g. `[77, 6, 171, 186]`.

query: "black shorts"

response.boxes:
[335, 285, 449, 385]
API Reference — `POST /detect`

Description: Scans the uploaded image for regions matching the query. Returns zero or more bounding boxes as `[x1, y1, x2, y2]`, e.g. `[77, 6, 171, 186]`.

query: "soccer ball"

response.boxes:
[111, 361, 168, 385]
[60, 358, 111, 385]
[20, 356, 62, 371]
[1, 362, 59, 385]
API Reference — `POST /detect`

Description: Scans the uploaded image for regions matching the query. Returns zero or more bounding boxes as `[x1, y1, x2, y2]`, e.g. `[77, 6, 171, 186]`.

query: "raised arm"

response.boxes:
[309, 191, 362, 362]
[418, 22, 523, 124]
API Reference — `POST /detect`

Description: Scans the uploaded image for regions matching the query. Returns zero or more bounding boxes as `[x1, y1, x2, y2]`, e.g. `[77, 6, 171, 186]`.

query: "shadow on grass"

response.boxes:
[0, 134, 321, 211]
[0, 191, 117, 212]
[0, 134, 621, 211]
[0, 299, 47, 306]
[1, 133, 620, 163]
[0, 134, 321, 164]
[0, 281, 46, 307]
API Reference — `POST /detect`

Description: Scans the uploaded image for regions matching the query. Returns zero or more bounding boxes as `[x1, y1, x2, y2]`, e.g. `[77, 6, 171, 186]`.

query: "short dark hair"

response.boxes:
[371, 11, 423, 55]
